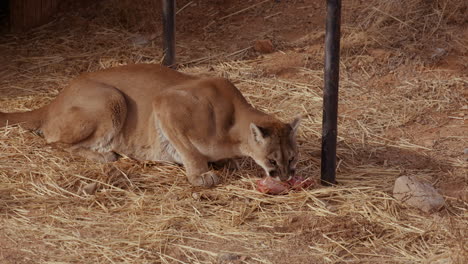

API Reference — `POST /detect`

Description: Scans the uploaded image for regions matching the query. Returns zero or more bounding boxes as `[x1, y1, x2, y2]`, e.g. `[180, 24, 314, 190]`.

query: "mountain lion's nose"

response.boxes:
[289, 169, 296, 176]
[278, 171, 290, 181]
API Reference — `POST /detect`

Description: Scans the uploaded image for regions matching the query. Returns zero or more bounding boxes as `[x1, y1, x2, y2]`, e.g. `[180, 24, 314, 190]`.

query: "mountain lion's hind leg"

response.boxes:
[42, 81, 127, 163]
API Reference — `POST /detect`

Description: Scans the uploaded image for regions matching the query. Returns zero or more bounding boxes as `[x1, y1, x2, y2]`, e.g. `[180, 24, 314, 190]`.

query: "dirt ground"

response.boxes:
[0, 0, 467, 263]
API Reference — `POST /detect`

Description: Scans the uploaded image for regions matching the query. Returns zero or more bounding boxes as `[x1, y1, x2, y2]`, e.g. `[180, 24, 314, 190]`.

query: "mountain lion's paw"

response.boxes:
[190, 171, 220, 187]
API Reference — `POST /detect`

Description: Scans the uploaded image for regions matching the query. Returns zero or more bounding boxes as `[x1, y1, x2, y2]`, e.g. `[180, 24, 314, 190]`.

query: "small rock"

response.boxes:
[218, 253, 243, 263]
[325, 202, 338, 213]
[428, 255, 452, 264]
[132, 35, 149, 46]
[393, 176, 445, 213]
[83, 182, 98, 195]
[165, 193, 179, 201]
[131, 34, 156, 46]
[422, 139, 434, 147]
[431, 47, 447, 60]
[192, 192, 201, 200]
[253, 39, 274, 54]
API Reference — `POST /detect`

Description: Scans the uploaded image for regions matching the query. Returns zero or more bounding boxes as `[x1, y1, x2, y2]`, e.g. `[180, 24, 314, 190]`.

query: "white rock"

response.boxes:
[431, 47, 447, 59]
[82, 182, 98, 195]
[192, 192, 201, 200]
[131, 34, 152, 46]
[393, 176, 445, 213]
[429, 257, 452, 264]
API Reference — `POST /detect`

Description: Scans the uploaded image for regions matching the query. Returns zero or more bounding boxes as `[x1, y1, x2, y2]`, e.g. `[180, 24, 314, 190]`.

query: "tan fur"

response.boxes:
[0, 64, 300, 187]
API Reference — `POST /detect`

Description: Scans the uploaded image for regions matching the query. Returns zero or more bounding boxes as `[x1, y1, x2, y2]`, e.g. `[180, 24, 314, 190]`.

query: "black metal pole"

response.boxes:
[162, 0, 176, 68]
[321, 0, 341, 186]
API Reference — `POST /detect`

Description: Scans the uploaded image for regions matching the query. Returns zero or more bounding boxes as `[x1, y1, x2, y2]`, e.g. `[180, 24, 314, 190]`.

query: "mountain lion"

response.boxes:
[0, 64, 300, 187]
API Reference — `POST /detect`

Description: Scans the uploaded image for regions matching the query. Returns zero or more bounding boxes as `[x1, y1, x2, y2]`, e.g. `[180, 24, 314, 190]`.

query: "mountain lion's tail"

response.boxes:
[0, 107, 46, 130]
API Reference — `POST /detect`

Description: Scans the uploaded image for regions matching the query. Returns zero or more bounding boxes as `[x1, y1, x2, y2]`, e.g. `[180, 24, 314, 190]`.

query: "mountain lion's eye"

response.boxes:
[289, 157, 295, 163]
[269, 159, 277, 166]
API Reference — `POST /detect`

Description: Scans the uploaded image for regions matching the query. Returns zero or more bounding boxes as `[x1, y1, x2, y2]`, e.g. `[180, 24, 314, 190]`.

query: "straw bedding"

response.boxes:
[0, 0, 466, 263]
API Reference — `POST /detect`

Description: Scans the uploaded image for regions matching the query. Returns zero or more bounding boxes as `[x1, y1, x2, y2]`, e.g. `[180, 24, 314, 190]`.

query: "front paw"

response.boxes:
[189, 171, 220, 187]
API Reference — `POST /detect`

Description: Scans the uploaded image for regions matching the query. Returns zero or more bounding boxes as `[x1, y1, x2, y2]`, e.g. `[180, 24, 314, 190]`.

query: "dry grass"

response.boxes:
[1, 0, 467, 263]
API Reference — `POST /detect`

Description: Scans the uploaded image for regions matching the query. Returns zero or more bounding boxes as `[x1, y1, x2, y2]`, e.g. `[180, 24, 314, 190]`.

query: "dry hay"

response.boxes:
[1, 0, 467, 263]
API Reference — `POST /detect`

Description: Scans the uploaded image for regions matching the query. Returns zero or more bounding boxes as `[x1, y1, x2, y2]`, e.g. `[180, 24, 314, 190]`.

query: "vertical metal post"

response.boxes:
[321, 0, 341, 186]
[162, 0, 176, 68]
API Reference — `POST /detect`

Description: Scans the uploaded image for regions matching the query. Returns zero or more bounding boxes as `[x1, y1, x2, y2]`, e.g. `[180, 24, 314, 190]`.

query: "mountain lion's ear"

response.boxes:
[250, 123, 270, 143]
[289, 117, 301, 135]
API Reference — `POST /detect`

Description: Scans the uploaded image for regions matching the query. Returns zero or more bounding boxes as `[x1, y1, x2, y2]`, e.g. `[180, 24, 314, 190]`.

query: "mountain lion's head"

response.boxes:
[249, 118, 300, 181]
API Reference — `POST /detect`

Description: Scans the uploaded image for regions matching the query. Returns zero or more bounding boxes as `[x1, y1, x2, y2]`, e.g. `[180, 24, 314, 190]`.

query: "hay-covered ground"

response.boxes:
[0, 0, 466, 263]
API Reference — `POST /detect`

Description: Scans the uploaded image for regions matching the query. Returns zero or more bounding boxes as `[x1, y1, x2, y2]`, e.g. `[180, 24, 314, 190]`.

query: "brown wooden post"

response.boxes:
[10, 0, 59, 31]
[321, 0, 341, 186]
[161, 0, 176, 68]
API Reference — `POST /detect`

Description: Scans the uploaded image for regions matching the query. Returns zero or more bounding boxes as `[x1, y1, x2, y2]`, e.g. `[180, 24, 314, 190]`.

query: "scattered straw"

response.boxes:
[1, 0, 467, 263]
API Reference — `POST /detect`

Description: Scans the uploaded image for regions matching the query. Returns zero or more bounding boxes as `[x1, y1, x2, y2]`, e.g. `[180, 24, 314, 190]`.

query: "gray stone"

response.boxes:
[393, 176, 445, 213]
[431, 47, 447, 60]
[218, 253, 246, 263]
[131, 34, 156, 46]
[131, 35, 150, 46]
